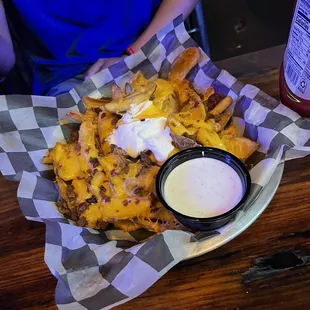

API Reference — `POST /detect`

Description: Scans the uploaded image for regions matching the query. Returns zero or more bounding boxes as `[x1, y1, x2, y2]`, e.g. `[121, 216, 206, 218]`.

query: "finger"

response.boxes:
[85, 59, 105, 80]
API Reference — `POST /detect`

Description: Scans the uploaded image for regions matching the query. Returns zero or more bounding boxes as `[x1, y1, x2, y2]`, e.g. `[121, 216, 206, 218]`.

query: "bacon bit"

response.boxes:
[77, 217, 87, 227]
[140, 152, 152, 166]
[133, 187, 143, 196]
[150, 192, 157, 201]
[111, 118, 118, 126]
[96, 220, 107, 229]
[135, 199, 140, 205]
[123, 164, 129, 174]
[193, 101, 200, 108]
[74, 144, 81, 152]
[71, 131, 79, 143]
[85, 148, 90, 154]
[66, 185, 76, 204]
[100, 113, 106, 119]
[99, 185, 106, 193]
[94, 108, 101, 114]
[151, 207, 159, 213]
[206, 93, 225, 110]
[89, 157, 100, 168]
[136, 165, 148, 177]
[122, 200, 129, 206]
[70, 211, 79, 221]
[102, 195, 111, 203]
[111, 169, 117, 177]
[77, 203, 89, 215]
[86, 195, 98, 204]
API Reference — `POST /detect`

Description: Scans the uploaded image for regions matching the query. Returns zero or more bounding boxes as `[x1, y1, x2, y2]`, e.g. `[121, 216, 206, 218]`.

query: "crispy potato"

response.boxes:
[222, 124, 237, 136]
[104, 83, 156, 113]
[66, 111, 84, 123]
[168, 47, 201, 83]
[221, 136, 259, 161]
[218, 112, 232, 129]
[130, 71, 149, 92]
[152, 79, 179, 114]
[98, 111, 118, 149]
[196, 128, 226, 150]
[112, 84, 124, 100]
[176, 103, 206, 122]
[168, 115, 197, 136]
[83, 96, 111, 110]
[174, 80, 191, 106]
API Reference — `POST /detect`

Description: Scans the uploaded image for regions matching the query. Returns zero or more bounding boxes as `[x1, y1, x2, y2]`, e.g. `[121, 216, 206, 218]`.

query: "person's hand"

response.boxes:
[85, 56, 126, 80]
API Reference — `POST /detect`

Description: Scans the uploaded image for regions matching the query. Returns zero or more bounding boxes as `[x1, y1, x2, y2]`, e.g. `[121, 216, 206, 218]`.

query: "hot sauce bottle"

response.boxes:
[280, 0, 310, 116]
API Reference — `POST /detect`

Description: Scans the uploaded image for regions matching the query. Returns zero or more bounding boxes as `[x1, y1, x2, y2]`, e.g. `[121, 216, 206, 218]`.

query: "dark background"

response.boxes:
[190, 0, 295, 61]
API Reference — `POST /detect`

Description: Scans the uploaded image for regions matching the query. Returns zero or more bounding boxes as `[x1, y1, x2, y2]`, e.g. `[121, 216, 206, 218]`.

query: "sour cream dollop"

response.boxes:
[108, 101, 174, 162]
[164, 158, 244, 218]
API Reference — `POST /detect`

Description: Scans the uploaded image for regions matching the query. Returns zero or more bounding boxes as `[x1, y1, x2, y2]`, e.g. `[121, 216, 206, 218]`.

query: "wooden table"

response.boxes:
[1, 69, 310, 310]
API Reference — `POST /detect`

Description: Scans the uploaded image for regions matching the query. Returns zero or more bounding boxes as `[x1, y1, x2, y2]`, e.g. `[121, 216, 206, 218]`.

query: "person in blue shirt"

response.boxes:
[0, 0, 199, 96]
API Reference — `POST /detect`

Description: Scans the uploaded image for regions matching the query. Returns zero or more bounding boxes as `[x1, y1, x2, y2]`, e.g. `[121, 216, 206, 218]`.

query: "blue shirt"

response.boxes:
[8, 0, 160, 94]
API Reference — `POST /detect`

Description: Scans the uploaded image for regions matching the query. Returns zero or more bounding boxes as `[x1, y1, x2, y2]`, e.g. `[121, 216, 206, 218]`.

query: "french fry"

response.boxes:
[175, 80, 191, 106]
[176, 103, 206, 122]
[210, 96, 233, 115]
[222, 124, 237, 136]
[221, 136, 259, 161]
[218, 112, 232, 129]
[83, 96, 111, 110]
[168, 47, 201, 83]
[104, 83, 157, 113]
[66, 111, 84, 123]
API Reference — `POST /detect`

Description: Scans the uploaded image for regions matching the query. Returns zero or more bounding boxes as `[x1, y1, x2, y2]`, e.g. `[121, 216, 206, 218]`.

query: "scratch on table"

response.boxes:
[242, 249, 310, 284]
[279, 230, 310, 240]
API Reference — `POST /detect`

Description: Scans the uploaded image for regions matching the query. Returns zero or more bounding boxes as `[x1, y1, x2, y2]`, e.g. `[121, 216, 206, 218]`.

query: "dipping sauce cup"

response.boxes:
[156, 147, 251, 231]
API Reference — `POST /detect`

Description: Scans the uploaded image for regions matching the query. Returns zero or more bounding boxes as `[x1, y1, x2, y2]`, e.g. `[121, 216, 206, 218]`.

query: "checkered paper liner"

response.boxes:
[1, 16, 310, 309]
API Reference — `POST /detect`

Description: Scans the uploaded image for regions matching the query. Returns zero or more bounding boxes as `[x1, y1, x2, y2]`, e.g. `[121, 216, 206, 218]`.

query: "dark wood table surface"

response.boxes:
[1, 69, 310, 310]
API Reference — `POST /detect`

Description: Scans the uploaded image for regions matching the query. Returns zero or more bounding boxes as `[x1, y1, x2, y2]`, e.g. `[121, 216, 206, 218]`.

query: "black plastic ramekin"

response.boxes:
[156, 147, 251, 231]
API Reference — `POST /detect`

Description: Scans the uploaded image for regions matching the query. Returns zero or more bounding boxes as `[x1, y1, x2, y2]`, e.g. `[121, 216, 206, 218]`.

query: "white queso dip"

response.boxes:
[164, 157, 244, 218]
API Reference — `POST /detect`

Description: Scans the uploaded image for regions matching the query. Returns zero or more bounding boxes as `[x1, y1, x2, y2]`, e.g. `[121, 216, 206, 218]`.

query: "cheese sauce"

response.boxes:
[164, 158, 244, 218]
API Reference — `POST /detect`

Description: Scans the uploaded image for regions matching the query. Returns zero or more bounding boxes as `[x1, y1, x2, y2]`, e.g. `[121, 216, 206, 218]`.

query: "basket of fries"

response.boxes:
[1, 16, 310, 309]
[41, 46, 258, 234]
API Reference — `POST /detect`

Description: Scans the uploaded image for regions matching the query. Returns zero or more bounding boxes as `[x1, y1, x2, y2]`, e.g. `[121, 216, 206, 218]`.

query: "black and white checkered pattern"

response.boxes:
[1, 16, 310, 309]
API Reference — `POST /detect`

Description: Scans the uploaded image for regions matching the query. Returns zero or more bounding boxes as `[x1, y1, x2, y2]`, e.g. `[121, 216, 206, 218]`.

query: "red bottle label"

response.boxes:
[284, 0, 310, 100]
